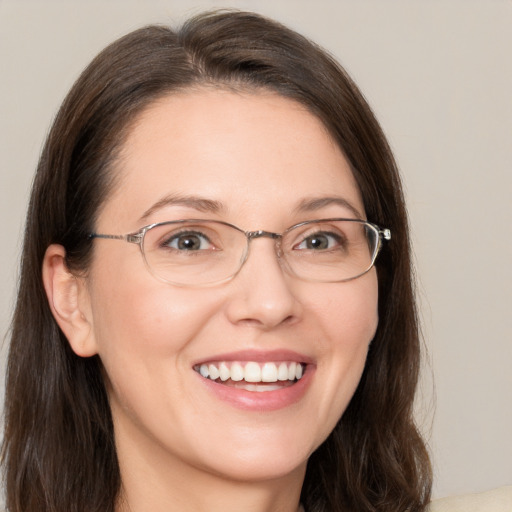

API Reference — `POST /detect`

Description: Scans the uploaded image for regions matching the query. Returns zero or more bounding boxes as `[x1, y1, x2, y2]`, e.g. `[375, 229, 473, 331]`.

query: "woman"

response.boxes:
[1, 10, 431, 512]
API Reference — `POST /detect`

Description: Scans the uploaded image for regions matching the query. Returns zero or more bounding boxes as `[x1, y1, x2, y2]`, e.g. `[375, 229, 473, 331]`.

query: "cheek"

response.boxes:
[305, 273, 378, 428]
[87, 276, 223, 433]
[87, 262, 220, 377]
[312, 272, 379, 349]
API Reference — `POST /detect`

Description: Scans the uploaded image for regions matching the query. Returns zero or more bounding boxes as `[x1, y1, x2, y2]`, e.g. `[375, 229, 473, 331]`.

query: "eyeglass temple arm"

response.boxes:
[89, 233, 144, 244]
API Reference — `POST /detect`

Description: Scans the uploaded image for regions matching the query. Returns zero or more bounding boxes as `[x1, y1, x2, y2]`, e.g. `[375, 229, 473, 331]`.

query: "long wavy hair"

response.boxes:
[2, 10, 431, 512]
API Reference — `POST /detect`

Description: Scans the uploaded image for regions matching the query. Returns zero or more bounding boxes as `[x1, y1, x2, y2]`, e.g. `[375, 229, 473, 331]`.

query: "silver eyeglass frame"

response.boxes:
[89, 218, 391, 287]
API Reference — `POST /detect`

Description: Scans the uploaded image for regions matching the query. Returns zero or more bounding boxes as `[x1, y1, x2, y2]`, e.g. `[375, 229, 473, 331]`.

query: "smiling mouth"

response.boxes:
[194, 361, 305, 392]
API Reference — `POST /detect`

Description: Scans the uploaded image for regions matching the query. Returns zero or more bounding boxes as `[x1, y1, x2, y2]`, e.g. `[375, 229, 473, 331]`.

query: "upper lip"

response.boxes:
[192, 349, 315, 367]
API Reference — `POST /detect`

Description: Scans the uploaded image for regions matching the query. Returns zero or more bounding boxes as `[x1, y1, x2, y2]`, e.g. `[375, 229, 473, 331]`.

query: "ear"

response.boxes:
[42, 244, 98, 357]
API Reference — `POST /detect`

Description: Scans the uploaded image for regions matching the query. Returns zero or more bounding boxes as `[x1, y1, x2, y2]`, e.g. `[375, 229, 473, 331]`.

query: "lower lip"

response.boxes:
[197, 366, 314, 411]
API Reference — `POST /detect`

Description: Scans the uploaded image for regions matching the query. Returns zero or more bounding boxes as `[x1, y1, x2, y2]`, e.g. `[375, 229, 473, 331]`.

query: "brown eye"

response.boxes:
[295, 231, 343, 250]
[163, 231, 213, 251]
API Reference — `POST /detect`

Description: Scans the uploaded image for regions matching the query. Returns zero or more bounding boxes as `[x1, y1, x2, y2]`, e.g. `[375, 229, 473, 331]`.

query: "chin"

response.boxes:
[206, 452, 309, 484]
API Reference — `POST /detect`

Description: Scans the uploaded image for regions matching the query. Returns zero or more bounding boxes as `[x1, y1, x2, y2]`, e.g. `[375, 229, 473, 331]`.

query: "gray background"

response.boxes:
[1, 0, 511, 501]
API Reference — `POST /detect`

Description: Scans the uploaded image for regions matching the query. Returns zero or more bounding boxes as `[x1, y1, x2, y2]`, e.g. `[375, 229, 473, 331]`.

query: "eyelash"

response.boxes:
[160, 230, 215, 251]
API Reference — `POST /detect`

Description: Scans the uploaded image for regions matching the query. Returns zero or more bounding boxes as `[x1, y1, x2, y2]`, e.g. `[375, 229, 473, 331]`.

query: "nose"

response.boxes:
[224, 237, 302, 329]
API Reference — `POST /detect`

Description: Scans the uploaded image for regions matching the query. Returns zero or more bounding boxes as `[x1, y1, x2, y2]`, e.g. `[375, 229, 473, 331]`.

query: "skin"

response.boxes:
[43, 89, 379, 512]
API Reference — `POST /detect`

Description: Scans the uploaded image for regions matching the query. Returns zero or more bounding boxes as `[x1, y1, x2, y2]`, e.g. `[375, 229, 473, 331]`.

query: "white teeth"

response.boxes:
[196, 361, 305, 384]
[288, 362, 297, 380]
[277, 362, 289, 381]
[244, 362, 261, 382]
[235, 383, 284, 392]
[261, 362, 278, 382]
[208, 364, 220, 380]
[230, 362, 244, 382]
[219, 362, 230, 381]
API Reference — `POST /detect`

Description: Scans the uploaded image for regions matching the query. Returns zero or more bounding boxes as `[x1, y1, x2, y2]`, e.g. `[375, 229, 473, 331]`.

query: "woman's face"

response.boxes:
[82, 90, 379, 483]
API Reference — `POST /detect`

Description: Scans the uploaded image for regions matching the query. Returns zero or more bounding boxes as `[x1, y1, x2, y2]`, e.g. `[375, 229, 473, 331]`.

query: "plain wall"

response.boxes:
[1, 0, 511, 501]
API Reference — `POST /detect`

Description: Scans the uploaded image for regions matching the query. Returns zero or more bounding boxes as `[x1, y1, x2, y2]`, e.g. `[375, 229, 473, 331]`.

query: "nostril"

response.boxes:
[235, 313, 297, 329]
[282, 315, 296, 326]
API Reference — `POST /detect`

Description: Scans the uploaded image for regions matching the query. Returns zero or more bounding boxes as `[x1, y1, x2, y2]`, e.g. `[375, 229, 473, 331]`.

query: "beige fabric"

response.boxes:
[428, 486, 512, 511]
[4, 489, 511, 512]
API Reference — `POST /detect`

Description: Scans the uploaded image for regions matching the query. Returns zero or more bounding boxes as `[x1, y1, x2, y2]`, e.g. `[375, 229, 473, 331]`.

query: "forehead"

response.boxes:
[101, 89, 363, 229]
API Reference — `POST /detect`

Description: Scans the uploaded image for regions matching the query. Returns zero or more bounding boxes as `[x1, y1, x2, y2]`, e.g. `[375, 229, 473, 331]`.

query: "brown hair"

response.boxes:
[2, 10, 431, 512]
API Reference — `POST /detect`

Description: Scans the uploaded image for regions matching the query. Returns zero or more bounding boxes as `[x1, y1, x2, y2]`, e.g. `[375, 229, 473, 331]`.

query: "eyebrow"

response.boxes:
[294, 196, 364, 219]
[139, 193, 364, 223]
[139, 194, 224, 221]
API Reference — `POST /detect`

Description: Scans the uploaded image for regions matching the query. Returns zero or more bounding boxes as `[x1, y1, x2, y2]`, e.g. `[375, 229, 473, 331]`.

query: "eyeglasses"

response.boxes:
[89, 218, 391, 287]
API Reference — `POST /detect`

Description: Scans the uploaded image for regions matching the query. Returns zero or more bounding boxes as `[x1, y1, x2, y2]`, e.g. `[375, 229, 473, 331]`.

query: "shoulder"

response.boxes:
[428, 486, 512, 512]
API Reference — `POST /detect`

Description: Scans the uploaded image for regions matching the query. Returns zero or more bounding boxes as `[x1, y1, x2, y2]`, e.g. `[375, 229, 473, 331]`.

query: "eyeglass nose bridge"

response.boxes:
[246, 230, 281, 240]
[242, 230, 286, 267]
